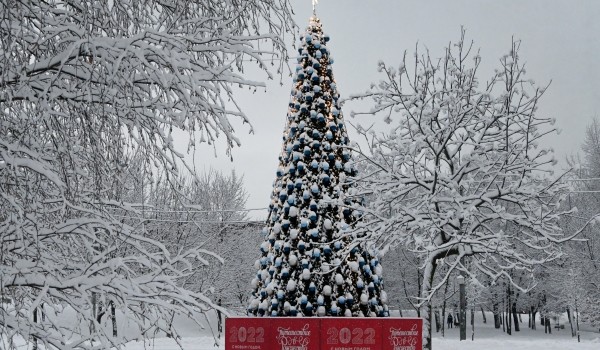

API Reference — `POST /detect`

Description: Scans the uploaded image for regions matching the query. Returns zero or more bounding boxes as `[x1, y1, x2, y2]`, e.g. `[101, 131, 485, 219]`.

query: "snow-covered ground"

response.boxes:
[6, 310, 598, 350]
[121, 310, 600, 350]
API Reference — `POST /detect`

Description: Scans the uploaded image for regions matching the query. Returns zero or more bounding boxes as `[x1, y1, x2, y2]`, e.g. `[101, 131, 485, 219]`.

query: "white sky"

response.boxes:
[189, 0, 600, 218]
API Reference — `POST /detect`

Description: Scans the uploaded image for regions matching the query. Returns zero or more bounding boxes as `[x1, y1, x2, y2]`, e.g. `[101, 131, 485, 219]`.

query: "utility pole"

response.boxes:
[458, 275, 467, 341]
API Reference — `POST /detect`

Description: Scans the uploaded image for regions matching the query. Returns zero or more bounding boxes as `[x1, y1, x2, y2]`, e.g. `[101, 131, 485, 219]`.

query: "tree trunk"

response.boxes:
[32, 307, 38, 350]
[567, 307, 576, 337]
[493, 295, 501, 329]
[111, 301, 117, 337]
[441, 278, 450, 337]
[505, 295, 511, 335]
[420, 258, 437, 350]
[434, 310, 441, 333]
[512, 302, 520, 332]
[471, 308, 475, 340]
[480, 306, 487, 324]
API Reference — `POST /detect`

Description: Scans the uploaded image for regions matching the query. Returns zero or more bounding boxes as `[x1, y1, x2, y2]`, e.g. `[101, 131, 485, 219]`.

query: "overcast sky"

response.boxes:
[191, 0, 600, 218]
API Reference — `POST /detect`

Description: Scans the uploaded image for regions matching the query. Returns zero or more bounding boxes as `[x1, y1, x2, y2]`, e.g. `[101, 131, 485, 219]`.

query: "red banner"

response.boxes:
[225, 317, 270, 350]
[225, 317, 422, 350]
[381, 318, 422, 350]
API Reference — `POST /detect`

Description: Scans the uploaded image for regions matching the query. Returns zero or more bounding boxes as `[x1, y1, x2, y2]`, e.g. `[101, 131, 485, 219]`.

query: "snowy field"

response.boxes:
[120, 311, 600, 350]
[5, 310, 599, 350]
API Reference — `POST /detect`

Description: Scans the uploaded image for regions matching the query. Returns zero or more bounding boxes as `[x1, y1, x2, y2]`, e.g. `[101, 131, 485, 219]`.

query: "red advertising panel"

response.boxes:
[225, 317, 271, 350]
[270, 317, 321, 350]
[226, 317, 423, 350]
[381, 318, 422, 350]
[321, 318, 381, 350]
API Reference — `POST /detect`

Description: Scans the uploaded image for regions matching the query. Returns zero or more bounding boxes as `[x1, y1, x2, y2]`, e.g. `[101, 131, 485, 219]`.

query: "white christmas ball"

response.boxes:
[323, 285, 332, 296]
[302, 269, 311, 280]
[317, 306, 326, 316]
[349, 261, 359, 272]
[335, 273, 344, 285]
[287, 280, 296, 291]
[345, 309, 352, 317]
[289, 254, 298, 266]
[381, 291, 388, 303]
[266, 283, 275, 295]
[360, 293, 369, 305]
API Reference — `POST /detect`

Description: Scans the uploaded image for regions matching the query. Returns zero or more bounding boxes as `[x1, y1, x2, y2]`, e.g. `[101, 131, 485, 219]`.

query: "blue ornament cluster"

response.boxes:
[248, 16, 388, 318]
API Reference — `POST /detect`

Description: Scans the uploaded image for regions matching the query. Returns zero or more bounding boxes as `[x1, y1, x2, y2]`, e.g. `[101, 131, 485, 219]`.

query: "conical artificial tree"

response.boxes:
[248, 16, 388, 318]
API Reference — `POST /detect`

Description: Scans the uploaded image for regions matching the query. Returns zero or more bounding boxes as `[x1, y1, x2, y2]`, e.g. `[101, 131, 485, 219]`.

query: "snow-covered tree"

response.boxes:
[247, 16, 388, 318]
[350, 34, 589, 349]
[0, 1, 295, 349]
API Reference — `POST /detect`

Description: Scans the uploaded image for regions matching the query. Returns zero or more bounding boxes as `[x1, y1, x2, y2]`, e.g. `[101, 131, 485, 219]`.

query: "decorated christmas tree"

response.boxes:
[247, 16, 388, 318]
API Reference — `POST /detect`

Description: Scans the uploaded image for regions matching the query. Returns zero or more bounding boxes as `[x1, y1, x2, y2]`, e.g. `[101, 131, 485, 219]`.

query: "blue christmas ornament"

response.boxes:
[279, 191, 287, 202]
[303, 146, 311, 157]
[295, 179, 303, 189]
[317, 113, 325, 123]
[302, 259, 309, 268]
[311, 229, 319, 238]
[309, 282, 316, 294]
[311, 160, 318, 169]
[338, 296, 346, 305]
[305, 35, 312, 43]
[305, 303, 313, 313]
[300, 295, 308, 305]
[313, 249, 321, 259]
[298, 241, 306, 251]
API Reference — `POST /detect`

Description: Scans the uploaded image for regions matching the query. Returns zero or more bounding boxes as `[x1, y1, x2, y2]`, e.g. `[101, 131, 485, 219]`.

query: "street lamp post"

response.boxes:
[457, 275, 466, 341]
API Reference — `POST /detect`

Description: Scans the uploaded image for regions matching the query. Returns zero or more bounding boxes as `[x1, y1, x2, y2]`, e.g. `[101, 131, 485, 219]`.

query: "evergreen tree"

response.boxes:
[248, 16, 388, 318]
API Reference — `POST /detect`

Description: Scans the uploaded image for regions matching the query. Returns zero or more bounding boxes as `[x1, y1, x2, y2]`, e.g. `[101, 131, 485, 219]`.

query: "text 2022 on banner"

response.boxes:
[225, 317, 422, 350]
